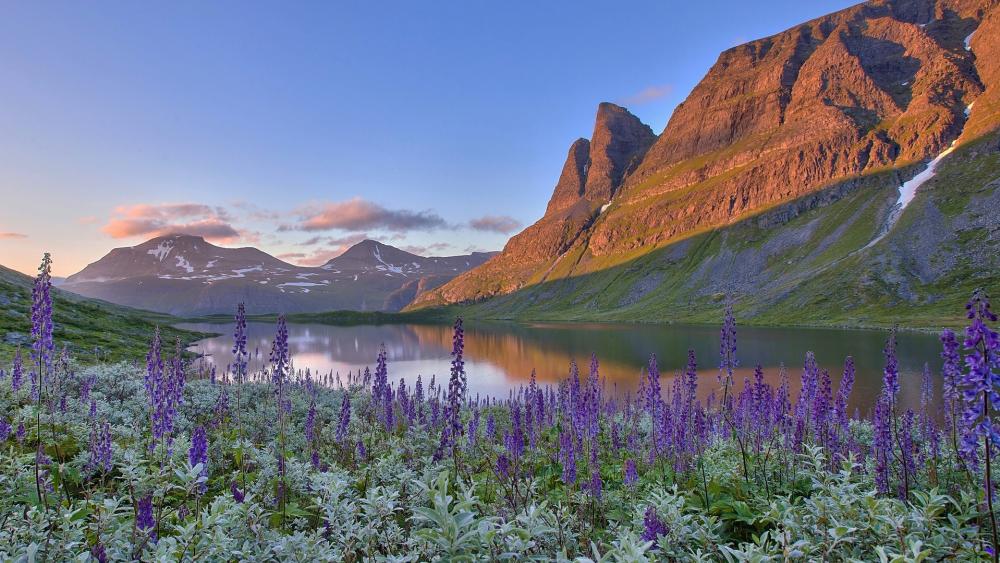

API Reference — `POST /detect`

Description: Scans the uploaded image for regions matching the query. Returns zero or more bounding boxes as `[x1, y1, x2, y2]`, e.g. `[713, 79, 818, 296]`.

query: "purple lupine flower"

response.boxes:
[0, 419, 11, 441]
[451, 318, 466, 395]
[495, 453, 511, 480]
[382, 379, 395, 432]
[559, 427, 576, 485]
[623, 458, 638, 488]
[356, 440, 367, 461]
[16, 421, 25, 444]
[311, 449, 321, 470]
[89, 399, 97, 419]
[398, 377, 412, 424]
[10, 347, 23, 392]
[146, 329, 171, 448]
[898, 409, 916, 498]
[230, 481, 245, 503]
[80, 374, 95, 403]
[834, 357, 855, 428]
[873, 393, 892, 495]
[641, 507, 669, 549]
[589, 469, 603, 500]
[233, 303, 248, 384]
[213, 387, 229, 427]
[270, 316, 290, 389]
[88, 419, 113, 473]
[958, 290, 999, 466]
[336, 392, 351, 444]
[436, 318, 466, 460]
[486, 413, 496, 441]
[30, 253, 54, 403]
[136, 494, 156, 537]
[799, 352, 819, 414]
[90, 542, 108, 563]
[719, 303, 737, 400]
[189, 425, 208, 494]
[413, 374, 425, 424]
[883, 329, 900, 402]
[813, 369, 832, 446]
[372, 344, 389, 410]
[941, 329, 962, 433]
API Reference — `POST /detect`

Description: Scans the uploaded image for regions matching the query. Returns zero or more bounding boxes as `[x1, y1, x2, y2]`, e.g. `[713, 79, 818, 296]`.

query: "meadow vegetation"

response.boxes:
[1, 254, 999, 561]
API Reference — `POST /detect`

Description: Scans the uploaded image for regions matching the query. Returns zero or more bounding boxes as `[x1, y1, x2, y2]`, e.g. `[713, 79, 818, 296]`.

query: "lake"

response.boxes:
[179, 320, 946, 415]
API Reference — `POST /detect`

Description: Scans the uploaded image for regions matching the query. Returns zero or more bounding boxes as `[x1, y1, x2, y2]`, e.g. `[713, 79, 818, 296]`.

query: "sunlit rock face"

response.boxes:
[414, 0, 999, 315]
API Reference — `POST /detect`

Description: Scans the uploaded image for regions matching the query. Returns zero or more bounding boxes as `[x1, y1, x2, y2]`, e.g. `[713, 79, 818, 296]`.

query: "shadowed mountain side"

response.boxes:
[62, 236, 495, 316]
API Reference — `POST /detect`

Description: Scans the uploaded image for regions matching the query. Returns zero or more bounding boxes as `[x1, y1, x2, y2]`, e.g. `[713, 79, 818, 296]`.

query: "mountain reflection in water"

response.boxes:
[180, 320, 943, 415]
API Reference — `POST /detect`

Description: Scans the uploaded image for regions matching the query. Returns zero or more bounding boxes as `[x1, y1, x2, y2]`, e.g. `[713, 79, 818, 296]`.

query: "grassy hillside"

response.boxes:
[0, 264, 206, 365]
[425, 131, 1000, 330]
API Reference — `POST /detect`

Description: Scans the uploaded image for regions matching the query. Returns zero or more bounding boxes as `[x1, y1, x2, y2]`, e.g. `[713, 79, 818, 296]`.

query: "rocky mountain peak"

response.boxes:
[544, 104, 656, 216]
[585, 103, 657, 203]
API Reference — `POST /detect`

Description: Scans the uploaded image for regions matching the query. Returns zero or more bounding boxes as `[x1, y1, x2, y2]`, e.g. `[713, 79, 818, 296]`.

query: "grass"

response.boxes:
[0, 264, 206, 365]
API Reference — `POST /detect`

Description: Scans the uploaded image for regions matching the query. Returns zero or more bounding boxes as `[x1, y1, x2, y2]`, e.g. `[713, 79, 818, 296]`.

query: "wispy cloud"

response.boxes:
[102, 203, 242, 242]
[468, 215, 521, 234]
[283, 197, 447, 233]
[0, 231, 27, 240]
[619, 84, 674, 106]
[401, 242, 452, 256]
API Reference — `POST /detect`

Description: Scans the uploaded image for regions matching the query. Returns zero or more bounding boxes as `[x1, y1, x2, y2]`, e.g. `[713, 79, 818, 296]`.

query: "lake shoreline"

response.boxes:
[178, 308, 952, 335]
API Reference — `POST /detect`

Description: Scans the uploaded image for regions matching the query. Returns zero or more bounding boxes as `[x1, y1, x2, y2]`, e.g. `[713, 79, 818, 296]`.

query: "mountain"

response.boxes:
[61, 235, 494, 316]
[409, 0, 1000, 328]
[0, 263, 202, 363]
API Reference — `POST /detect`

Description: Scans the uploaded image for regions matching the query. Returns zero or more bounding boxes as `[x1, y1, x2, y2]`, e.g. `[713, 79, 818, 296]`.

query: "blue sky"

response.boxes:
[0, 0, 857, 275]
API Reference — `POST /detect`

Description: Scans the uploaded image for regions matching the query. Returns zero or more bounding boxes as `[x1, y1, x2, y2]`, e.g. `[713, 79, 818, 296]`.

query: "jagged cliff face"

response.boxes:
[412, 0, 999, 312]
[430, 103, 655, 300]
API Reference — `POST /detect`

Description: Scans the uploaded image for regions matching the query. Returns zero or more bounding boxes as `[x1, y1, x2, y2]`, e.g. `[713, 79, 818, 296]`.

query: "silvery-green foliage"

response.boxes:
[573, 532, 653, 563]
[411, 471, 491, 559]
[626, 485, 722, 558]
[0, 358, 996, 561]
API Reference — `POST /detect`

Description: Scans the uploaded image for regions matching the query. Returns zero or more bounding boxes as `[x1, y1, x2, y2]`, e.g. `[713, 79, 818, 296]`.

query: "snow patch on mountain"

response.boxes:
[372, 245, 405, 275]
[175, 255, 194, 273]
[147, 241, 174, 261]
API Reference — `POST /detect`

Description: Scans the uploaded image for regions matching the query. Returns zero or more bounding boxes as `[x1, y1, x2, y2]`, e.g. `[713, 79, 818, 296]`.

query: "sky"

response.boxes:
[0, 0, 858, 276]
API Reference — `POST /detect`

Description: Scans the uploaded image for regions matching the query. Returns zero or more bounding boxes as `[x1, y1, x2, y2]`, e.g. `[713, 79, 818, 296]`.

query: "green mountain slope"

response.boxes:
[0, 264, 205, 364]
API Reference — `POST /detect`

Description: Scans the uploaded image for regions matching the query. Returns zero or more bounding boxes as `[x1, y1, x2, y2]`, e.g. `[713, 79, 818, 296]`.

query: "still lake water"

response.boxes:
[179, 320, 945, 415]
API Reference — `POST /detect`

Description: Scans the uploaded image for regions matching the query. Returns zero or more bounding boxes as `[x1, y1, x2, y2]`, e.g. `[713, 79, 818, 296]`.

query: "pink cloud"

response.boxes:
[468, 215, 521, 234]
[0, 231, 27, 239]
[102, 203, 242, 242]
[284, 197, 447, 232]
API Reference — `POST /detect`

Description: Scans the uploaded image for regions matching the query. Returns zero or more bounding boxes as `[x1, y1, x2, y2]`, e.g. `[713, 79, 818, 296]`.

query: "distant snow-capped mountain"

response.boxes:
[62, 234, 494, 316]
